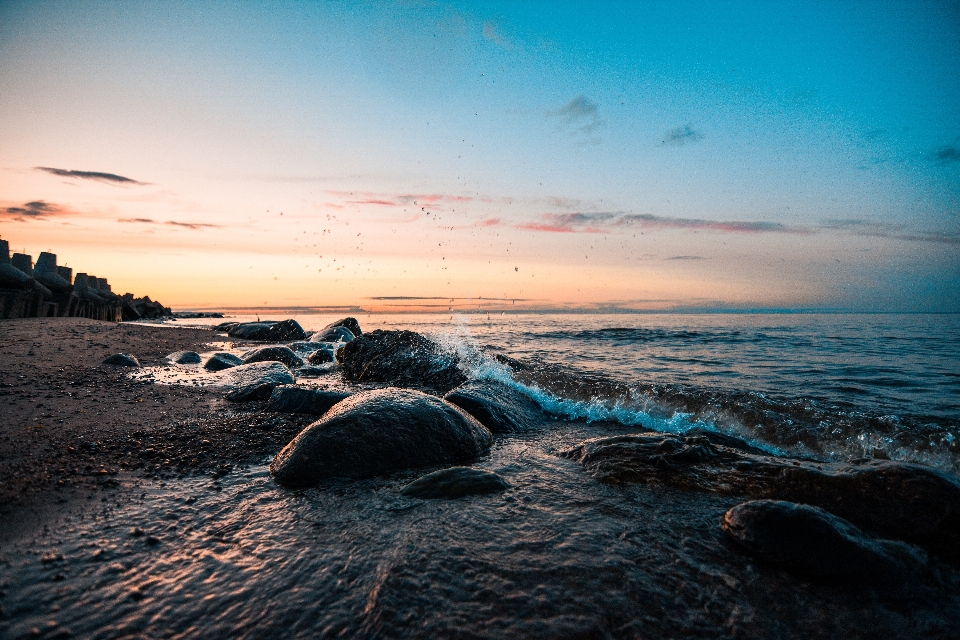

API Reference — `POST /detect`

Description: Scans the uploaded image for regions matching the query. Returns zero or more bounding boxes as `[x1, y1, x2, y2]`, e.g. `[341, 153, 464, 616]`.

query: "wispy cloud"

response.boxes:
[1, 200, 75, 221]
[36, 166, 145, 185]
[518, 211, 802, 234]
[666, 255, 707, 260]
[549, 95, 605, 135]
[821, 219, 960, 245]
[118, 218, 221, 230]
[481, 21, 511, 48]
[661, 125, 703, 146]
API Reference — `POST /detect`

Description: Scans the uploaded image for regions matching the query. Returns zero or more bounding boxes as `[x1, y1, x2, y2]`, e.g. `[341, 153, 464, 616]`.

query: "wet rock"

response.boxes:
[401, 467, 510, 499]
[323, 316, 362, 337]
[227, 319, 308, 342]
[444, 379, 545, 434]
[311, 325, 355, 343]
[203, 352, 243, 371]
[270, 388, 492, 486]
[242, 346, 305, 368]
[297, 365, 337, 377]
[227, 322, 275, 340]
[165, 351, 202, 365]
[212, 321, 239, 333]
[102, 353, 140, 367]
[287, 341, 335, 354]
[307, 348, 335, 364]
[265, 386, 352, 415]
[219, 362, 296, 402]
[722, 500, 928, 584]
[265, 319, 308, 341]
[561, 432, 960, 563]
[337, 330, 466, 394]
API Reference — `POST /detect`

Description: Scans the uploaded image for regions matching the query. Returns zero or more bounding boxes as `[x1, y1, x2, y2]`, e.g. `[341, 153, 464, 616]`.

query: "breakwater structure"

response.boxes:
[0, 238, 171, 321]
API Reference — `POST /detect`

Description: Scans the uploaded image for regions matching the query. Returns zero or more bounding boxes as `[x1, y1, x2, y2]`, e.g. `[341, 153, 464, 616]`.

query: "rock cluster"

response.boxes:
[337, 329, 466, 394]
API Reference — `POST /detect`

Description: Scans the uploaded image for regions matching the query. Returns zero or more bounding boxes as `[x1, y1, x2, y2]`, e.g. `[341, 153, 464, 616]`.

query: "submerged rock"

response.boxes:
[401, 467, 510, 499]
[444, 379, 545, 434]
[265, 386, 352, 415]
[102, 353, 140, 367]
[722, 500, 928, 584]
[165, 351, 203, 365]
[219, 362, 296, 402]
[561, 431, 960, 563]
[203, 352, 244, 371]
[311, 325, 355, 343]
[337, 330, 466, 394]
[242, 346, 305, 368]
[270, 388, 492, 486]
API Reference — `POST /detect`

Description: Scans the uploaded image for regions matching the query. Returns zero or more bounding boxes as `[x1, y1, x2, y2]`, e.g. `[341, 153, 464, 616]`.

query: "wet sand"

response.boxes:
[0, 318, 313, 543]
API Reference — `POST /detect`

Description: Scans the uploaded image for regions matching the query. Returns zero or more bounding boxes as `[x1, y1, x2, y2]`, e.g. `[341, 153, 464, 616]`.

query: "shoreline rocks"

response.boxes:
[219, 362, 296, 402]
[337, 329, 466, 394]
[242, 346, 305, 369]
[204, 352, 244, 371]
[270, 388, 493, 486]
[444, 379, 546, 434]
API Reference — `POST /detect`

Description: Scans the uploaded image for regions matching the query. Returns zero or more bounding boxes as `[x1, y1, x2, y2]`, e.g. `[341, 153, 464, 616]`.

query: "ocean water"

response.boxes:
[4, 312, 960, 638]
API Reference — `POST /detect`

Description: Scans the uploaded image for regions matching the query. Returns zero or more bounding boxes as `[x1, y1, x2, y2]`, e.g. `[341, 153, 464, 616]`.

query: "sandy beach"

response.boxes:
[0, 317, 314, 542]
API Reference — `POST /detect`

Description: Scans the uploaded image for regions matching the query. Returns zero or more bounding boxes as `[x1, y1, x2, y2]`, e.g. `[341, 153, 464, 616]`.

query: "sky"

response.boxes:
[1, 0, 958, 312]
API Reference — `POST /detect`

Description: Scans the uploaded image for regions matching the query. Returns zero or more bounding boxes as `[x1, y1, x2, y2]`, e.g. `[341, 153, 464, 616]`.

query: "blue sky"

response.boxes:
[1, 0, 958, 310]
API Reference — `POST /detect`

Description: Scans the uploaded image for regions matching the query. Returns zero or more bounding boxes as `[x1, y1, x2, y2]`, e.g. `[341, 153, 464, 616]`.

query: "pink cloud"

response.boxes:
[516, 222, 576, 233]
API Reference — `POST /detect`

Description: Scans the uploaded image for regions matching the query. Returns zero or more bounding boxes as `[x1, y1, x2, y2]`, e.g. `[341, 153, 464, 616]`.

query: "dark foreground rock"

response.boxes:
[204, 352, 244, 371]
[102, 353, 140, 367]
[722, 500, 929, 585]
[242, 346, 305, 368]
[337, 330, 466, 394]
[444, 379, 545, 434]
[561, 431, 960, 563]
[265, 386, 352, 415]
[227, 319, 308, 342]
[323, 316, 362, 337]
[270, 388, 492, 486]
[401, 467, 510, 499]
[165, 351, 202, 365]
[219, 362, 296, 402]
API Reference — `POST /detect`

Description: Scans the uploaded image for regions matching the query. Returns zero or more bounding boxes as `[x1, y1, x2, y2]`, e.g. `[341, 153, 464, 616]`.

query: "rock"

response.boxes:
[265, 319, 308, 341]
[242, 346, 305, 368]
[265, 386, 352, 415]
[204, 352, 243, 371]
[287, 341, 335, 354]
[165, 351, 202, 365]
[212, 321, 239, 332]
[102, 353, 140, 367]
[444, 379, 545, 434]
[560, 432, 960, 564]
[307, 348, 335, 364]
[722, 500, 928, 584]
[400, 467, 510, 499]
[270, 388, 493, 486]
[311, 326, 355, 343]
[227, 319, 308, 342]
[337, 330, 466, 394]
[219, 362, 296, 402]
[227, 322, 276, 340]
[297, 365, 337, 378]
[323, 316, 362, 337]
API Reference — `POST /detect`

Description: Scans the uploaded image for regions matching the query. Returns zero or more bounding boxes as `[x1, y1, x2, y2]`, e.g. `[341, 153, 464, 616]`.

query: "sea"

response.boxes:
[3, 311, 959, 638]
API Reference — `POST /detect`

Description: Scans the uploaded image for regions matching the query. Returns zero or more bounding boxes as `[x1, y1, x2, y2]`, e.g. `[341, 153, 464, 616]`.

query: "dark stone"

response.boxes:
[0, 263, 34, 290]
[560, 432, 960, 563]
[297, 366, 336, 378]
[220, 362, 296, 402]
[166, 351, 202, 365]
[722, 500, 928, 584]
[311, 326, 355, 343]
[444, 379, 545, 434]
[212, 321, 239, 332]
[287, 341, 335, 354]
[102, 353, 140, 367]
[270, 388, 493, 486]
[242, 346, 305, 368]
[227, 319, 307, 341]
[323, 316, 362, 337]
[265, 386, 352, 415]
[265, 319, 308, 341]
[204, 352, 243, 371]
[227, 322, 276, 340]
[307, 348, 334, 364]
[337, 330, 466, 394]
[400, 467, 510, 499]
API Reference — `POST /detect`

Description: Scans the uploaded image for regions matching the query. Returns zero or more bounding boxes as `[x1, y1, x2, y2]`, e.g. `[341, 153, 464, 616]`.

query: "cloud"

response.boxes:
[520, 211, 802, 234]
[550, 95, 605, 135]
[477, 218, 501, 227]
[36, 166, 145, 184]
[661, 125, 703, 146]
[347, 199, 397, 206]
[3, 200, 61, 219]
[665, 255, 707, 260]
[118, 218, 221, 229]
[821, 219, 960, 245]
[933, 146, 960, 163]
[481, 21, 511, 48]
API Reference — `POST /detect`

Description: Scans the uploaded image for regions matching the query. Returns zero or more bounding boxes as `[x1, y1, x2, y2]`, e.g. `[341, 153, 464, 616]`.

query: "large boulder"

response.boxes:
[561, 432, 960, 564]
[444, 379, 546, 434]
[242, 346, 305, 368]
[323, 317, 362, 337]
[311, 325, 355, 343]
[400, 467, 510, 499]
[722, 500, 928, 585]
[265, 386, 352, 415]
[218, 362, 296, 401]
[204, 352, 243, 371]
[227, 322, 276, 340]
[337, 330, 466, 394]
[270, 388, 493, 486]
[228, 319, 308, 342]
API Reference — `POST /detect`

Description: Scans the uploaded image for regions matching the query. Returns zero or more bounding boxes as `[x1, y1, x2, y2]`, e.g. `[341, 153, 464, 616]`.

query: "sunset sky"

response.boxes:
[1, 1, 958, 311]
